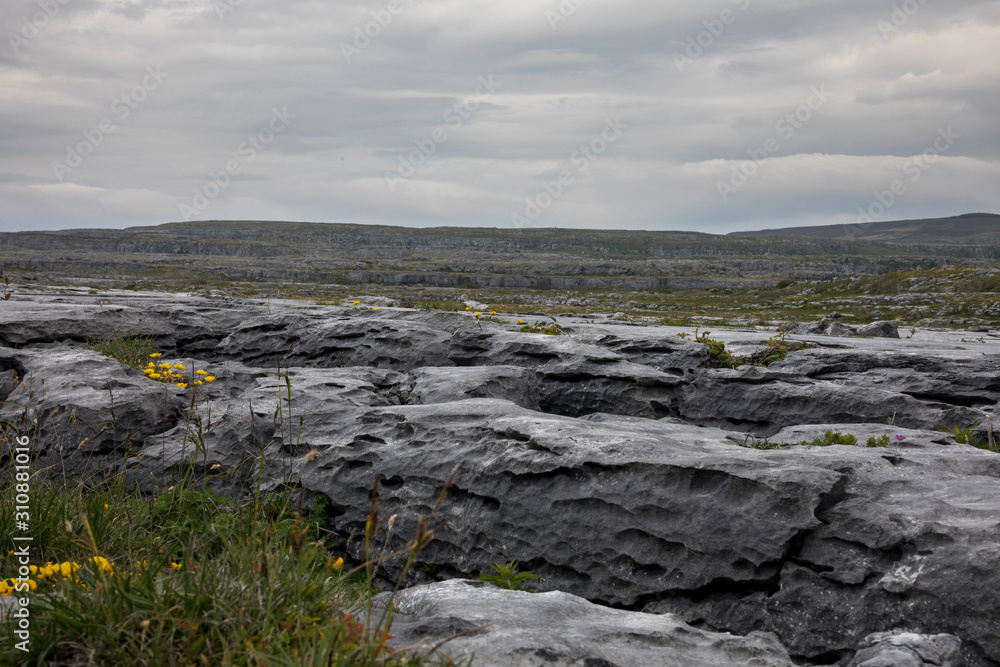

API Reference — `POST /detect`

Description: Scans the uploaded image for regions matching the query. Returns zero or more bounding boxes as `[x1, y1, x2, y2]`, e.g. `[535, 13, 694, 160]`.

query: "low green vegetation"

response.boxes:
[679, 328, 815, 369]
[519, 318, 563, 336]
[800, 430, 858, 447]
[85, 334, 159, 369]
[0, 464, 458, 665]
[866, 434, 892, 448]
[475, 560, 540, 591]
[741, 431, 903, 450]
[935, 422, 981, 445]
[934, 421, 1000, 453]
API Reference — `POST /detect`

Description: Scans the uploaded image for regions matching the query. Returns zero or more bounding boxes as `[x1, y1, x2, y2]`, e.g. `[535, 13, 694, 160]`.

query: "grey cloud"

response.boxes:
[0, 0, 997, 233]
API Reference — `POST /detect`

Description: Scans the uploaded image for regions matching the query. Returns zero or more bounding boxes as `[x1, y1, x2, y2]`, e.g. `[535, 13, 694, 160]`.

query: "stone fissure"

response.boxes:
[1, 293, 996, 666]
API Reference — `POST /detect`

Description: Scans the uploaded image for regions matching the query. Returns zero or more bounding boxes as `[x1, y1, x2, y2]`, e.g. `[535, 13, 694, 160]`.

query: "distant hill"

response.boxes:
[1, 215, 999, 291]
[729, 213, 1000, 243]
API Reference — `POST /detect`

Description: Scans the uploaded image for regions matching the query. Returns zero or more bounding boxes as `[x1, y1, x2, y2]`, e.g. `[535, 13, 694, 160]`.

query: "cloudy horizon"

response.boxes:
[1, 0, 998, 234]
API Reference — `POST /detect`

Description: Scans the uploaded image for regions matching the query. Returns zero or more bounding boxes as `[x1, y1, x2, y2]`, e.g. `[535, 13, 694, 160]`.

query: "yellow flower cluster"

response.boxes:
[0, 556, 116, 597]
[0, 578, 35, 595]
[142, 354, 216, 389]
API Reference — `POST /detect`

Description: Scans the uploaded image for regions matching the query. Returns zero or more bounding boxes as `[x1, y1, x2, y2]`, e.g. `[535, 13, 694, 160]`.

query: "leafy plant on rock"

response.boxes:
[744, 333, 816, 367]
[738, 435, 788, 450]
[865, 434, 892, 448]
[935, 422, 981, 445]
[476, 560, 540, 591]
[520, 316, 563, 336]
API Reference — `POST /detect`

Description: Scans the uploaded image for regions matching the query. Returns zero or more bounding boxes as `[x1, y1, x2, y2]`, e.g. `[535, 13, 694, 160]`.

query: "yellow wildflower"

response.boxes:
[173, 364, 185, 370]
[205, 376, 216, 382]
[171, 562, 182, 570]
[196, 370, 207, 376]
[177, 383, 187, 389]
[149, 353, 161, 358]
[352, 300, 360, 305]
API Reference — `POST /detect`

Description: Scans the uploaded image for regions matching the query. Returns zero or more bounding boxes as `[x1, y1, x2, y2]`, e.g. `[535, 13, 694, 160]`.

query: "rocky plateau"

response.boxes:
[1, 286, 999, 666]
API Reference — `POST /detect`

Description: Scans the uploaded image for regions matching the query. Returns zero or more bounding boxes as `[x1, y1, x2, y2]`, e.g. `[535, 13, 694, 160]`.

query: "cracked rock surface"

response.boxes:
[1, 289, 998, 666]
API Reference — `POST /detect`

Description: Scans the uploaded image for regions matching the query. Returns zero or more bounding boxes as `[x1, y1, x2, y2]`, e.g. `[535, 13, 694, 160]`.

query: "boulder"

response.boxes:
[407, 366, 540, 409]
[847, 631, 963, 667]
[369, 579, 797, 667]
[857, 321, 900, 338]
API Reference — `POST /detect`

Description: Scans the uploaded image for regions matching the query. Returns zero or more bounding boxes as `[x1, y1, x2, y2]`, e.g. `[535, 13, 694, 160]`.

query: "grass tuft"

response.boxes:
[0, 474, 454, 666]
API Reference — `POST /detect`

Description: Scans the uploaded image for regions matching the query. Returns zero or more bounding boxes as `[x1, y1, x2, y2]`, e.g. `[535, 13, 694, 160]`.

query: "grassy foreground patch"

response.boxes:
[0, 475, 455, 666]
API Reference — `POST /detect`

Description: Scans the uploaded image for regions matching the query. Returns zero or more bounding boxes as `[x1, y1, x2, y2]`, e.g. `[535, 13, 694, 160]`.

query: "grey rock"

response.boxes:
[847, 631, 963, 667]
[5, 290, 1000, 665]
[370, 579, 797, 667]
[648, 425, 1000, 665]
[579, 332, 710, 377]
[295, 400, 845, 606]
[216, 314, 454, 370]
[0, 296, 254, 353]
[674, 345, 997, 437]
[448, 330, 685, 418]
[856, 321, 900, 338]
[782, 320, 856, 337]
[0, 346, 187, 479]
[869, 310, 887, 319]
[408, 366, 539, 409]
[464, 300, 489, 312]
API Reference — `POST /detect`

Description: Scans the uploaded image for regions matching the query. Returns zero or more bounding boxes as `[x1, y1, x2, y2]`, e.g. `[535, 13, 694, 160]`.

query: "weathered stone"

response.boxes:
[4, 290, 1000, 665]
[369, 579, 797, 667]
[0, 346, 187, 479]
[216, 314, 454, 370]
[856, 321, 899, 338]
[847, 631, 963, 667]
[407, 366, 540, 409]
[448, 330, 685, 418]
[782, 319, 856, 337]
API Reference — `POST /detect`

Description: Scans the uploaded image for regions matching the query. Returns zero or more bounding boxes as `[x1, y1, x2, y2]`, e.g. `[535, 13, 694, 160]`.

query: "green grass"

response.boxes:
[86, 334, 159, 369]
[0, 472, 455, 666]
[800, 430, 858, 447]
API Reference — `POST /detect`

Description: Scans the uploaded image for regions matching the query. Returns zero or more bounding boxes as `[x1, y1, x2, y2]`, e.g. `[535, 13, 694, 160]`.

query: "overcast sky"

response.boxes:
[1, 0, 998, 234]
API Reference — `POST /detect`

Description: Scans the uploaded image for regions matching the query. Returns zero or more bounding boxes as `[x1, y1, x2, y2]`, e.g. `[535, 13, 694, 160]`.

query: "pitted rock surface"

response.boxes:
[2, 289, 999, 666]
